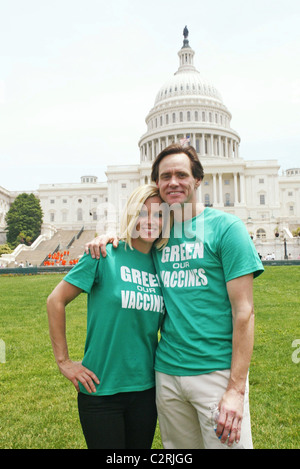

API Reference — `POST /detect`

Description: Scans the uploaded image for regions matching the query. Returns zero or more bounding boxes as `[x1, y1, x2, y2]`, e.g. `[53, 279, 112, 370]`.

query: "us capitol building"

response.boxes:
[1, 28, 300, 260]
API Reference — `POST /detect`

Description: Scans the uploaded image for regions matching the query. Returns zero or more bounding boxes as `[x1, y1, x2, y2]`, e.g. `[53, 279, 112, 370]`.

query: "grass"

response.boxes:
[249, 266, 300, 449]
[0, 267, 299, 449]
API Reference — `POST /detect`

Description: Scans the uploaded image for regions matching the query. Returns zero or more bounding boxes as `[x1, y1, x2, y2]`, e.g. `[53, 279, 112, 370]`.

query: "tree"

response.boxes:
[0, 244, 12, 255]
[5, 193, 43, 248]
[292, 227, 300, 237]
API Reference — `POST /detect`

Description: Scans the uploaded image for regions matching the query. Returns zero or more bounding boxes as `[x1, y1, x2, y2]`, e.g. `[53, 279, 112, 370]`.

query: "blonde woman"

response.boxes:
[47, 184, 169, 449]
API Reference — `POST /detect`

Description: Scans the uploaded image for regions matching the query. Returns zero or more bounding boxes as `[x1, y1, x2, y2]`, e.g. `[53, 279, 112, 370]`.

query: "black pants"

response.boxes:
[77, 387, 157, 449]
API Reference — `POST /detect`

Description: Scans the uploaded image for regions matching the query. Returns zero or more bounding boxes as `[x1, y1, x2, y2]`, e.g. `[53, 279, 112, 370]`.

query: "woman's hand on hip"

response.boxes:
[58, 359, 100, 393]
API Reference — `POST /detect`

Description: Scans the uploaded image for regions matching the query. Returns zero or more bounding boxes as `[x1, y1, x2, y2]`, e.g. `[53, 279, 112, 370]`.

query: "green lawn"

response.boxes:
[0, 267, 299, 449]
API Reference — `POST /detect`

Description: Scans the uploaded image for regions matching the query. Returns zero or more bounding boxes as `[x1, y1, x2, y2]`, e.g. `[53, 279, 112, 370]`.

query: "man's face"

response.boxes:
[156, 153, 200, 207]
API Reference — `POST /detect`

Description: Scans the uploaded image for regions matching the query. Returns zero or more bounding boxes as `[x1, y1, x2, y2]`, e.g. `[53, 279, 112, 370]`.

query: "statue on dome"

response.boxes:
[183, 26, 189, 39]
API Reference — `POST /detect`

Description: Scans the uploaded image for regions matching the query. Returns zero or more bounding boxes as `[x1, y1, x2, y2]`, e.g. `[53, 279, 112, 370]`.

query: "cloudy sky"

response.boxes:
[0, 0, 299, 191]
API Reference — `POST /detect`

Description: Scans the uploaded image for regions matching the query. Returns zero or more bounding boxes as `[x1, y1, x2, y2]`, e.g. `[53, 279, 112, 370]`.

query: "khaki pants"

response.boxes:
[155, 370, 253, 449]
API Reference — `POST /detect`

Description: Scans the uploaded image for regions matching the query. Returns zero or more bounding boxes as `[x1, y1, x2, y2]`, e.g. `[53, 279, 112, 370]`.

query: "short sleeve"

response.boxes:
[219, 220, 264, 282]
[64, 253, 100, 293]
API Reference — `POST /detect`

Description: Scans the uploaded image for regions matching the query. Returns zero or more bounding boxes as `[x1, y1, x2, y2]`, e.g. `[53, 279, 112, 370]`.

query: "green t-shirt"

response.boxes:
[153, 207, 264, 376]
[64, 241, 165, 396]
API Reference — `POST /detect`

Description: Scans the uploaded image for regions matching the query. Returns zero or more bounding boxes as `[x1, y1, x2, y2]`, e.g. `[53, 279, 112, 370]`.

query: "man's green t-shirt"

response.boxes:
[64, 241, 165, 396]
[153, 208, 264, 376]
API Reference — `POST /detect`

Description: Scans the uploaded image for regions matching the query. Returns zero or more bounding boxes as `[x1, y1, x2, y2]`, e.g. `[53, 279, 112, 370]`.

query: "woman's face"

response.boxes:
[132, 195, 163, 251]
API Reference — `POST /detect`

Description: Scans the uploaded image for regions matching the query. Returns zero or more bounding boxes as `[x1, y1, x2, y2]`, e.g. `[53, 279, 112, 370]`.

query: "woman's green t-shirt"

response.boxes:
[64, 241, 165, 396]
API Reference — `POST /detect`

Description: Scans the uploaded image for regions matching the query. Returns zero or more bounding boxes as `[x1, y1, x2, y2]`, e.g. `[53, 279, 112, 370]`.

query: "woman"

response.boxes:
[47, 184, 169, 449]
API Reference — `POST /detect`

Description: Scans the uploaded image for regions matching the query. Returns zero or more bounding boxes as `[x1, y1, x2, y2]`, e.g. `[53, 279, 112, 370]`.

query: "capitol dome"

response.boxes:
[154, 70, 223, 106]
[139, 27, 240, 163]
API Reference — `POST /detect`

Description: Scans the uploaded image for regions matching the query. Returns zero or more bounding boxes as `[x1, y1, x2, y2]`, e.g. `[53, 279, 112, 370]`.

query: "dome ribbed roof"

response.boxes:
[154, 70, 223, 105]
[154, 28, 222, 105]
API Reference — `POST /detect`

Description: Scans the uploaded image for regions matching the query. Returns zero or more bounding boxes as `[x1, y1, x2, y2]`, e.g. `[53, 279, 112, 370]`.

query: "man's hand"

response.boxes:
[84, 234, 119, 259]
[216, 388, 244, 446]
[216, 273, 253, 447]
[58, 359, 100, 393]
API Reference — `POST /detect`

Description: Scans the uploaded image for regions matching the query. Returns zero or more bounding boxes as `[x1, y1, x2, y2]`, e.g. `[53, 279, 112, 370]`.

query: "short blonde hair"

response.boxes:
[119, 184, 170, 250]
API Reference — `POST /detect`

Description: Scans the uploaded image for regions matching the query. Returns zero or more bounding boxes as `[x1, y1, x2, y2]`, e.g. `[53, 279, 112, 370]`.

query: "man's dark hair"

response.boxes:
[151, 143, 204, 182]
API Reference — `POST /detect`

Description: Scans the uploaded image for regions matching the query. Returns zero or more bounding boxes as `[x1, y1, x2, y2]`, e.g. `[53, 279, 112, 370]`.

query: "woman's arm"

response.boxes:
[47, 280, 100, 393]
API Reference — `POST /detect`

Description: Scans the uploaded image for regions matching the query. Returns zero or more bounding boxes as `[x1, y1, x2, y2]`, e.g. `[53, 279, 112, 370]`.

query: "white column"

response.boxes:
[218, 136, 221, 156]
[240, 173, 245, 204]
[218, 173, 223, 205]
[213, 173, 217, 205]
[225, 137, 228, 158]
[229, 139, 233, 158]
[210, 134, 214, 156]
[274, 175, 280, 206]
[251, 175, 255, 205]
[234, 172, 239, 205]
[201, 134, 205, 156]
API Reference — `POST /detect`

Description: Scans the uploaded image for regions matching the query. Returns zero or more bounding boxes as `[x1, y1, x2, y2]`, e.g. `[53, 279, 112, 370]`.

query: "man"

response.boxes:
[85, 143, 264, 449]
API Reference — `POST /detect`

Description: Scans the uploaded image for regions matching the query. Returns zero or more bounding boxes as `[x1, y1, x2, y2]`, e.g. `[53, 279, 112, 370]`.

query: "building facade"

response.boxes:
[38, 176, 108, 232]
[1, 29, 300, 255]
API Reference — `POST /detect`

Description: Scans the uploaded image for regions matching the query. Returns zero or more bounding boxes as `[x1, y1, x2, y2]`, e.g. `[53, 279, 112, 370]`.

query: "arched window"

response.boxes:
[256, 228, 266, 239]
[204, 194, 210, 206]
